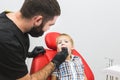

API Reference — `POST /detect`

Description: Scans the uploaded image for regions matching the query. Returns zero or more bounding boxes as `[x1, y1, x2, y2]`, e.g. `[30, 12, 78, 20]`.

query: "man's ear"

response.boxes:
[33, 15, 43, 26]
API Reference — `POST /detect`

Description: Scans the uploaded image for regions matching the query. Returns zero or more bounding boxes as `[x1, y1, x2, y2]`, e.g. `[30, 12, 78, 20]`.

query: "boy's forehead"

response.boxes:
[57, 36, 70, 41]
[58, 35, 69, 39]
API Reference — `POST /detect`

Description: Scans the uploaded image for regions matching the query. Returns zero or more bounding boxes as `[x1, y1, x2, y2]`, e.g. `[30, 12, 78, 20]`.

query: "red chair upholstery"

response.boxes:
[30, 32, 94, 80]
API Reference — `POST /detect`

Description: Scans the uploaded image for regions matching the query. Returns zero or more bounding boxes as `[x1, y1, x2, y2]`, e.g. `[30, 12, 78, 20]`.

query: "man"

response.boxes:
[0, 0, 68, 80]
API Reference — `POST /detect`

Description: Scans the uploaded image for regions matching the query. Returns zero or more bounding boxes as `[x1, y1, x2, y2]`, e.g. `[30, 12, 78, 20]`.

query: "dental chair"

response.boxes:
[30, 32, 94, 80]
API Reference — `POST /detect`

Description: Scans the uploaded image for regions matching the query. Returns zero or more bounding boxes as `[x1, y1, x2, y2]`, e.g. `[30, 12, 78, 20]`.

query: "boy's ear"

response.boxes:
[71, 47, 74, 50]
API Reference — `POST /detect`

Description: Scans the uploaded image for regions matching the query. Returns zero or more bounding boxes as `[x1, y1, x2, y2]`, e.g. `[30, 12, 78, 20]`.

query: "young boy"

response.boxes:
[51, 33, 88, 80]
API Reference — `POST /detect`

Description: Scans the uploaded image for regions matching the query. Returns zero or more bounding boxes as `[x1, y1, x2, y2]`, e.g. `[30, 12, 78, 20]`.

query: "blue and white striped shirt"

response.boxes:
[52, 55, 84, 80]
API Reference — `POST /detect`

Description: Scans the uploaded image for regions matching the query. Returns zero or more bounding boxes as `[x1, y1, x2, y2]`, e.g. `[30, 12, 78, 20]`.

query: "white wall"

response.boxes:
[1, 0, 120, 80]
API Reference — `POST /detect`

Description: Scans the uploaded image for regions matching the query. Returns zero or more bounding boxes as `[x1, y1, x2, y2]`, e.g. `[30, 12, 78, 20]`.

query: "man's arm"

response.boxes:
[31, 62, 55, 80]
[17, 62, 55, 80]
[18, 47, 68, 80]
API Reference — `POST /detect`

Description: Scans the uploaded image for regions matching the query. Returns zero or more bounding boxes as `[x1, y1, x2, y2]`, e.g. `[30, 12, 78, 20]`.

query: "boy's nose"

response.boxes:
[61, 44, 66, 47]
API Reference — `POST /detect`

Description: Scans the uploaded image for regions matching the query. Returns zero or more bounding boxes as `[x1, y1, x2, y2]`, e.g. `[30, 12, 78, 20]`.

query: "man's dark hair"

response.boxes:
[20, 0, 61, 21]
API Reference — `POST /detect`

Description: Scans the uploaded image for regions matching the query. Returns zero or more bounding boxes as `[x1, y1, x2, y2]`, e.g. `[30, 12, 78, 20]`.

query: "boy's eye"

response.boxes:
[57, 40, 69, 44]
[65, 41, 68, 43]
[58, 41, 62, 44]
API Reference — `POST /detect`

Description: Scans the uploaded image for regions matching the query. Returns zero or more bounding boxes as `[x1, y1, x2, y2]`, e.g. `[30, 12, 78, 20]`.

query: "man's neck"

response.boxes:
[6, 11, 32, 33]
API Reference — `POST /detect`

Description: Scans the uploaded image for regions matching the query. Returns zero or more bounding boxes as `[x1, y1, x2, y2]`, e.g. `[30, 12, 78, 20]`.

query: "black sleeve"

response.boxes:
[0, 31, 28, 79]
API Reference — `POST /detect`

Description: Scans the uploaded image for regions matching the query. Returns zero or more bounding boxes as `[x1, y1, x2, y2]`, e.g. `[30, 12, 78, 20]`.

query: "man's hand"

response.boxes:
[27, 46, 46, 58]
[51, 47, 68, 68]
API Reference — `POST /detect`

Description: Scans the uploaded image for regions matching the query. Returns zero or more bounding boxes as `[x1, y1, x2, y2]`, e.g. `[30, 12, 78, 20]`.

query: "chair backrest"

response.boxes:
[30, 32, 94, 80]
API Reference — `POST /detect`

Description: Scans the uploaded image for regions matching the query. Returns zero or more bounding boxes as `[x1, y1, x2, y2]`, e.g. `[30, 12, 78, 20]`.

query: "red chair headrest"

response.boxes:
[45, 32, 60, 50]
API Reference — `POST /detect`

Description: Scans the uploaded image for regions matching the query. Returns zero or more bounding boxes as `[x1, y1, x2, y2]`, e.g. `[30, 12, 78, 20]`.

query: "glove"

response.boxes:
[51, 47, 68, 68]
[27, 46, 46, 58]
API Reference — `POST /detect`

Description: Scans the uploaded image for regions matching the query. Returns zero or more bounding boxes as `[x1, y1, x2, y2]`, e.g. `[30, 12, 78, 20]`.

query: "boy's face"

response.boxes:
[57, 36, 73, 54]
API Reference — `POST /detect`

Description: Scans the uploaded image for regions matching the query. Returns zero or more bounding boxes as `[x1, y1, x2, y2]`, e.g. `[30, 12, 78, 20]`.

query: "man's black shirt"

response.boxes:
[0, 12, 29, 80]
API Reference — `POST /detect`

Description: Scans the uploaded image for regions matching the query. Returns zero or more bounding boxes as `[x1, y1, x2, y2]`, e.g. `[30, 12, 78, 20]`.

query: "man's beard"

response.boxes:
[28, 22, 45, 37]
